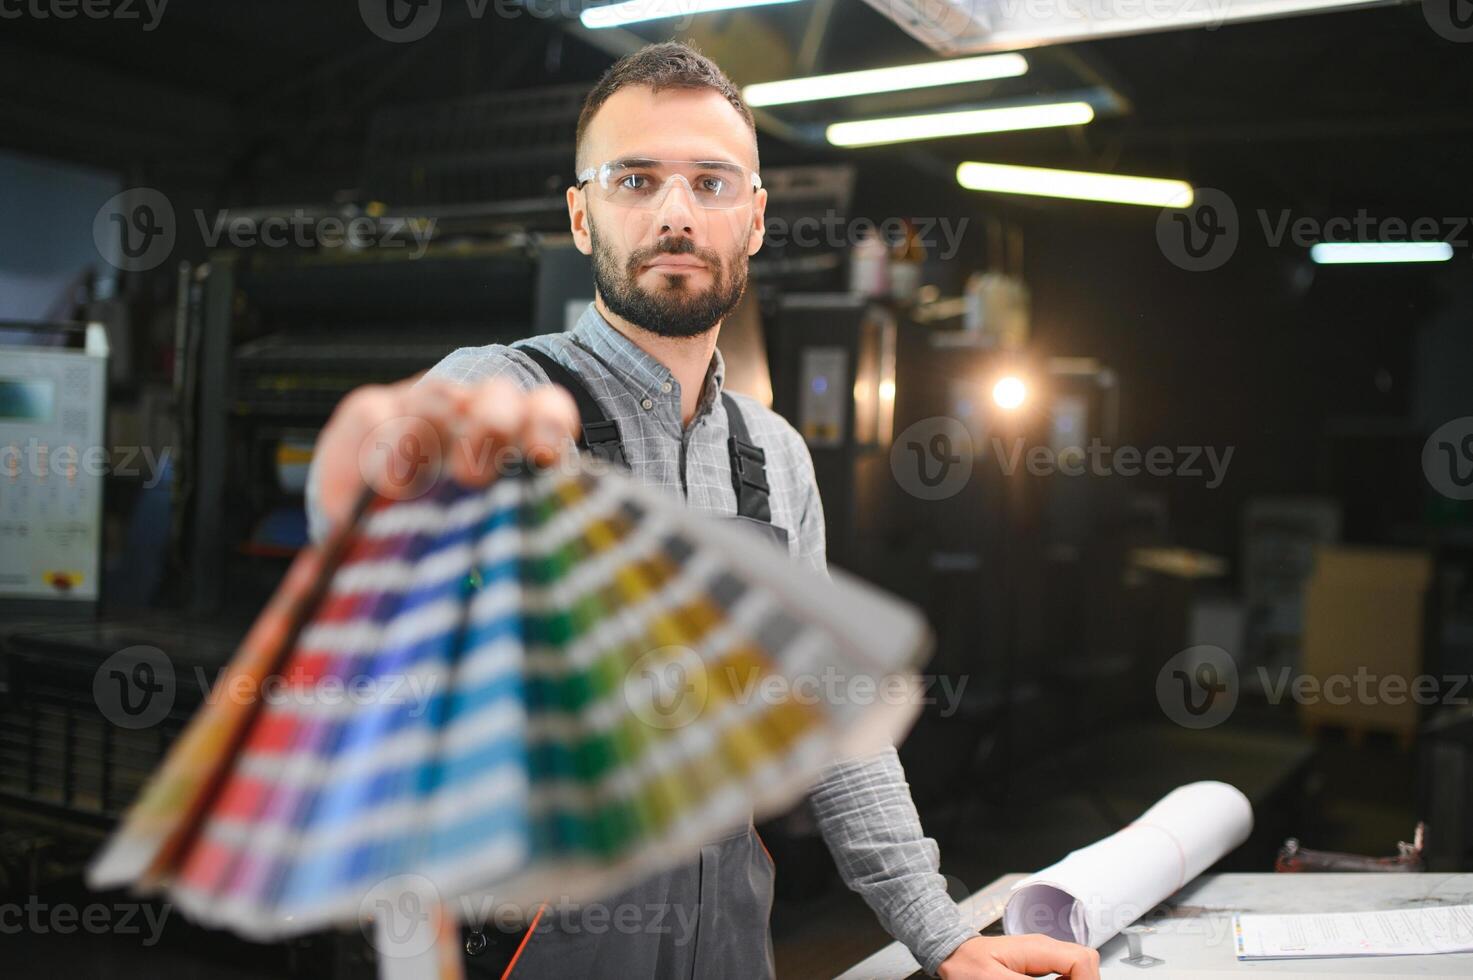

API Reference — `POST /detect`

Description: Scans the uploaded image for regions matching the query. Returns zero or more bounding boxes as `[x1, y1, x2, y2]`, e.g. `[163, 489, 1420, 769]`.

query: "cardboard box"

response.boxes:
[1300, 546, 1433, 743]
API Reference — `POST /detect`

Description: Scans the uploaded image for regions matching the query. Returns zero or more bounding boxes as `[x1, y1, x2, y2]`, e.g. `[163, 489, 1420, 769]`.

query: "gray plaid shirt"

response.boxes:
[305, 301, 975, 975]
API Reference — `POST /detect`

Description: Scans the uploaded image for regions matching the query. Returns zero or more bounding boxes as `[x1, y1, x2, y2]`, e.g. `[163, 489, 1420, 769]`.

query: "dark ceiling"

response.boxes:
[2, 1, 1470, 214]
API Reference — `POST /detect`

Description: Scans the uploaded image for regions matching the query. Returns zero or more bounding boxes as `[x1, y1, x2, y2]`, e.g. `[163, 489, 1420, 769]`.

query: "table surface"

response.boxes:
[835, 872, 1473, 979]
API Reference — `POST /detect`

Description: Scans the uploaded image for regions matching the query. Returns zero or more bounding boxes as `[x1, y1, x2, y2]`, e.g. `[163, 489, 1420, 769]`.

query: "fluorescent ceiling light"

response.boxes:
[1310, 242, 1454, 264]
[828, 101, 1093, 147]
[581, 0, 801, 30]
[956, 161, 1194, 208]
[866, 0, 1394, 53]
[987, 0, 1388, 47]
[744, 53, 1029, 107]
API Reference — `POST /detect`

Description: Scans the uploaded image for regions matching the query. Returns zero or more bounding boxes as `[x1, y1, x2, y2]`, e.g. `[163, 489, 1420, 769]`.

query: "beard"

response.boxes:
[589, 218, 749, 339]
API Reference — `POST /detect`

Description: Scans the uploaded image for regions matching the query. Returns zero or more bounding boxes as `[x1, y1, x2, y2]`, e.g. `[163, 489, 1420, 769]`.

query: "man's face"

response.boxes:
[569, 85, 766, 339]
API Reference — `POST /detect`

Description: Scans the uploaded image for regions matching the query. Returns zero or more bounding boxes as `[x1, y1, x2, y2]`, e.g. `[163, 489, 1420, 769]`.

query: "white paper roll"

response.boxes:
[1002, 780, 1253, 948]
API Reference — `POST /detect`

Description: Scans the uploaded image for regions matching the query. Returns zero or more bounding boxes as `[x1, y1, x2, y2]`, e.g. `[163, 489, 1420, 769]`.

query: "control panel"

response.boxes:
[0, 327, 108, 603]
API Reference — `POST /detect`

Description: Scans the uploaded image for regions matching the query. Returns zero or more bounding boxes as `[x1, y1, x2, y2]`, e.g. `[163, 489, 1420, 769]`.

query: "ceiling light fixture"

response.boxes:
[956, 161, 1194, 208]
[744, 53, 1029, 107]
[827, 101, 1093, 147]
[1309, 242, 1454, 264]
[581, 0, 802, 30]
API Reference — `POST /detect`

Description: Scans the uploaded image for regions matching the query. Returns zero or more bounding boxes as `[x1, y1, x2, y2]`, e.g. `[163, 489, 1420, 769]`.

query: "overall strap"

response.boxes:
[515, 344, 629, 468]
[721, 392, 773, 525]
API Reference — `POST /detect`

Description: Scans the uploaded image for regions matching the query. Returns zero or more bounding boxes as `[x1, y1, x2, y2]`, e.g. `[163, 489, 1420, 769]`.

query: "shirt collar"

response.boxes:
[569, 301, 726, 417]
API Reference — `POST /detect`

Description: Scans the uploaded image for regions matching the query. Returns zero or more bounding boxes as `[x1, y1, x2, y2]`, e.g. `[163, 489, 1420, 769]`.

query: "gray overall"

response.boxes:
[461, 346, 789, 979]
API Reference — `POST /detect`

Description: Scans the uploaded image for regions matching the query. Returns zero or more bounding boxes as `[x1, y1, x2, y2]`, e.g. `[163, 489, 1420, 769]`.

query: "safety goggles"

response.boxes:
[575, 157, 761, 210]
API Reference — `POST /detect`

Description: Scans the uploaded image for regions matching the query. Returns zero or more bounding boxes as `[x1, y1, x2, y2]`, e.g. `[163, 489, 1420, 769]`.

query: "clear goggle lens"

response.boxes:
[579, 159, 760, 210]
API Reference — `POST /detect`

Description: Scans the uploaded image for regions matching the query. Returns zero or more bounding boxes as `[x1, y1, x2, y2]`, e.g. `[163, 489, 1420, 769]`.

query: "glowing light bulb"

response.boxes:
[992, 376, 1027, 411]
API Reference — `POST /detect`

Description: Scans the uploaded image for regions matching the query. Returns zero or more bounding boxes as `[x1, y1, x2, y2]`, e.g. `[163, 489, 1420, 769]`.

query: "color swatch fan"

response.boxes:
[88, 458, 930, 973]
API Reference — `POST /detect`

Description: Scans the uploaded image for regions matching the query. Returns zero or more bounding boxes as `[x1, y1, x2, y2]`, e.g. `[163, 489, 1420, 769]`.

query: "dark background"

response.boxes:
[2, 1, 1471, 977]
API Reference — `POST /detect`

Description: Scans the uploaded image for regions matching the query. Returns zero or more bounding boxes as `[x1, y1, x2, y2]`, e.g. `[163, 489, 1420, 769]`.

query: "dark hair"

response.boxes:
[575, 41, 758, 173]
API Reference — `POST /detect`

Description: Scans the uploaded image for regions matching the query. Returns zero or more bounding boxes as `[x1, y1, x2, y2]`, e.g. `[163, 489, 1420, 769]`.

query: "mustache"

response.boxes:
[632, 238, 718, 267]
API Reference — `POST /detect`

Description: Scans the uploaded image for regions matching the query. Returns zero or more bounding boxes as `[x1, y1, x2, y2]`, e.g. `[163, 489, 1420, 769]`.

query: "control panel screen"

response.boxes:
[0, 378, 54, 421]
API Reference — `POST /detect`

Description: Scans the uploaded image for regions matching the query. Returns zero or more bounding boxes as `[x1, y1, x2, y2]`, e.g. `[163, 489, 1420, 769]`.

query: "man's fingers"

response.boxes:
[398, 378, 468, 434]
[1025, 935, 1101, 980]
[1069, 944, 1102, 980]
[451, 378, 526, 486]
[316, 375, 581, 537]
[521, 384, 580, 467]
[316, 383, 407, 529]
[356, 380, 464, 499]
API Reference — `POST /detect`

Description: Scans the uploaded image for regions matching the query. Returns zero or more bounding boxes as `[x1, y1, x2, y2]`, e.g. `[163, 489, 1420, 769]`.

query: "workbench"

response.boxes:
[836, 872, 1473, 978]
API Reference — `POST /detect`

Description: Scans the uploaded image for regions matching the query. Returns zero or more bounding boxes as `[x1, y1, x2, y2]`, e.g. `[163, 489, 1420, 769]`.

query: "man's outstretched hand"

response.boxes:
[312, 376, 580, 534]
[938, 935, 1102, 979]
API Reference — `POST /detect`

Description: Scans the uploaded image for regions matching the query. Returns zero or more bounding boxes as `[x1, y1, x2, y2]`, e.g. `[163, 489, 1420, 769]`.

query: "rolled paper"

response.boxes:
[1003, 781, 1253, 948]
